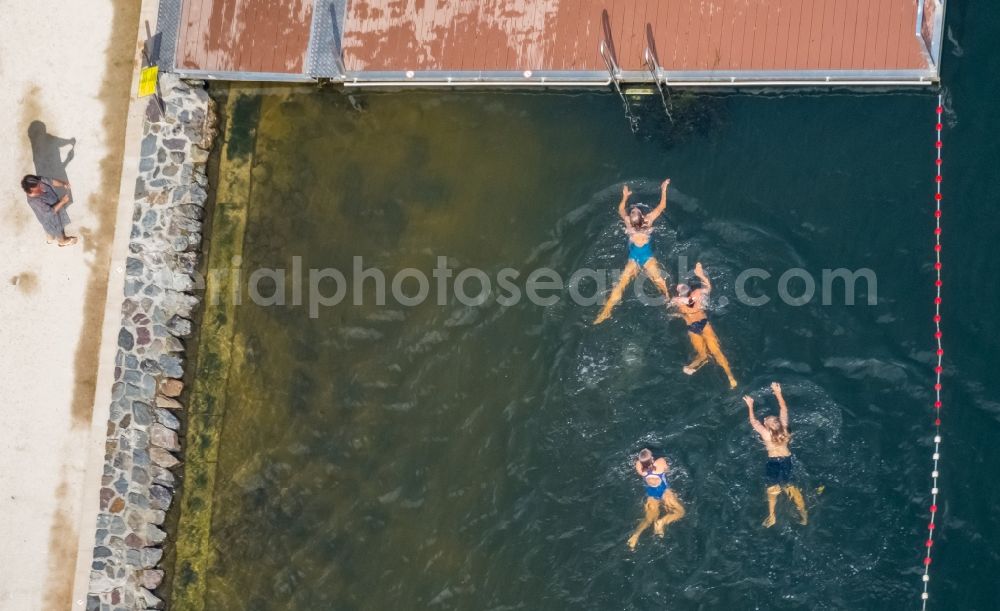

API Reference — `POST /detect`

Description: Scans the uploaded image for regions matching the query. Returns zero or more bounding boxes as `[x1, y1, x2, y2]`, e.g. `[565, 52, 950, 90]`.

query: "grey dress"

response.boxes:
[25, 178, 65, 238]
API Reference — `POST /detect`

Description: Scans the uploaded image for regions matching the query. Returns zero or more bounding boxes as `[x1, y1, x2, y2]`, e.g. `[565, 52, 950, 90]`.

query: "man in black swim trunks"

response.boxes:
[671, 262, 737, 388]
[744, 382, 808, 527]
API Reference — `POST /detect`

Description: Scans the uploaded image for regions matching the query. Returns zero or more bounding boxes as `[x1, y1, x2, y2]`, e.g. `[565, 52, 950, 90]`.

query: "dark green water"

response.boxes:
[186, 3, 1000, 609]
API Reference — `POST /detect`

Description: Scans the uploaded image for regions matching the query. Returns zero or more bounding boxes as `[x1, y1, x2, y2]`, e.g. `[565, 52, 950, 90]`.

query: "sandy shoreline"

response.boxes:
[0, 0, 150, 607]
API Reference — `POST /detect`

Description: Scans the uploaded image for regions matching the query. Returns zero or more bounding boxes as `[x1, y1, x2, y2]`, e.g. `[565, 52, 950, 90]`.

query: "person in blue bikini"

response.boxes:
[594, 179, 672, 325]
[628, 448, 685, 550]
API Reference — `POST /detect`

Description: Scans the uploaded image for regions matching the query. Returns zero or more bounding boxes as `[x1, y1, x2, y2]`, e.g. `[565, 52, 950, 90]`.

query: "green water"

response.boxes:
[176, 3, 1000, 609]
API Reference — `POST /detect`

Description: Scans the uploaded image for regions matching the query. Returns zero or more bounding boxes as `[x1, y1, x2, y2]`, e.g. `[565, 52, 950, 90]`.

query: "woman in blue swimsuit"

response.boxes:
[628, 448, 686, 550]
[594, 180, 673, 325]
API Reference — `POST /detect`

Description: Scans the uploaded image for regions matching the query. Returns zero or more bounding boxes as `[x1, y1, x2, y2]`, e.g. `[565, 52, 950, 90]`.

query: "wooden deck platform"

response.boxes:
[158, 0, 947, 86]
[175, 0, 314, 74]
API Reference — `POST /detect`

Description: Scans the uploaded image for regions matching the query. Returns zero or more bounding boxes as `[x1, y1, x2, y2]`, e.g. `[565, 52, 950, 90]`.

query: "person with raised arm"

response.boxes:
[744, 382, 808, 527]
[594, 180, 672, 325]
[627, 448, 686, 550]
[671, 262, 737, 388]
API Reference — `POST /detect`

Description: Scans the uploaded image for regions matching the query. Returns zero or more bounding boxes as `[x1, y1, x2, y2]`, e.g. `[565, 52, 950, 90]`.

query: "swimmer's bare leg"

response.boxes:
[628, 497, 660, 550]
[785, 485, 808, 525]
[763, 485, 781, 528]
[654, 490, 686, 536]
[683, 332, 710, 375]
[595, 260, 640, 325]
[642, 258, 671, 299]
[702, 324, 738, 388]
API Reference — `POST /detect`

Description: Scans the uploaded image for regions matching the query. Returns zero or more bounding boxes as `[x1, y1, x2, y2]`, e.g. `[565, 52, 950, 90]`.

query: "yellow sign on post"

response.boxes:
[139, 65, 159, 97]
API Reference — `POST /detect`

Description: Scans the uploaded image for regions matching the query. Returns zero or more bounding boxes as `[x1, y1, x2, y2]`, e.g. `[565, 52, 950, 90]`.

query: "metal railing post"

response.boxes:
[599, 40, 638, 132]
[643, 47, 673, 123]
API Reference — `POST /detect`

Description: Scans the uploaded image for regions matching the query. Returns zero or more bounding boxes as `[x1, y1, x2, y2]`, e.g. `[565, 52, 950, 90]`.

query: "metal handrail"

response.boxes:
[599, 40, 637, 131]
[642, 48, 661, 95]
[642, 48, 661, 82]
[644, 47, 673, 123]
[599, 40, 620, 77]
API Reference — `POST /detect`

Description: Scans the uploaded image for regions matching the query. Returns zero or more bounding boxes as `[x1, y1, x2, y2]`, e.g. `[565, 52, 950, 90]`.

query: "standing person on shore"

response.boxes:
[628, 448, 686, 549]
[20, 174, 77, 246]
[671, 262, 737, 388]
[593, 179, 673, 325]
[744, 382, 808, 527]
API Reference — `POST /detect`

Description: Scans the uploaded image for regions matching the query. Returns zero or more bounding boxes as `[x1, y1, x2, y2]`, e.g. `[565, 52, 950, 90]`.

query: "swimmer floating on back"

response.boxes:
[628, 448, 686, 550]
[744, 382, 808, 527]
[671, 262, 738, 389]
[593, 180, 672, 325]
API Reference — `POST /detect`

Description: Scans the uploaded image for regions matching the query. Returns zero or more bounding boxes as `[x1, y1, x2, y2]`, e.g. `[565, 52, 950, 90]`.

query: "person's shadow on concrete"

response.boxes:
[28, 120, 76, 226]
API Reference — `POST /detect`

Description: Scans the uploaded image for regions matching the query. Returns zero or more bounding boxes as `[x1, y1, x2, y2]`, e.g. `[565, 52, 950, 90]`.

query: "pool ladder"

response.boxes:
[599, 43, 676, 131]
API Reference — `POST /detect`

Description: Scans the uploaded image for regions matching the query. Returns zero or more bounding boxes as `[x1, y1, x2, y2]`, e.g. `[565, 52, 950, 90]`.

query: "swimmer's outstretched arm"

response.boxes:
[618, 184, 633, 225]
[645, 179, 671, 224]
[694, 262, 711, 293]
[744, 396, 770, 439]
[772, 382, 789, 427]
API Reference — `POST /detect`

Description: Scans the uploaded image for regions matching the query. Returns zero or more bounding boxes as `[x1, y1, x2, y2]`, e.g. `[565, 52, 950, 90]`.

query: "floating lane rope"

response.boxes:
[921, 94, 945, 610]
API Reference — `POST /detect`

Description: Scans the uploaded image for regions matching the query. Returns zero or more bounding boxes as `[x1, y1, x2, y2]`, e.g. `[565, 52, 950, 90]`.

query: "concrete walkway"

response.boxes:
[0, 0, 147, 608]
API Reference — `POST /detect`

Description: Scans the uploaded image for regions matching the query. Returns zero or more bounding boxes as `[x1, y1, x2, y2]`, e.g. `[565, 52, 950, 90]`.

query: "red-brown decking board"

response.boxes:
[175, 0, 314, 74]
[171, 0, 934, 77]
[340, 0, 929, 73]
